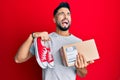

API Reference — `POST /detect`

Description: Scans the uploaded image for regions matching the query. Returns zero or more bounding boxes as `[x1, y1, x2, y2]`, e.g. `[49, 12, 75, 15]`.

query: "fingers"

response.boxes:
[75, 54, 87, 69]
[79, 54, 84, 68]
[77, 54, 82, 68]
[75, 53, 95, 69]
[40, 35, 50, 41]
[87, 60, 94, 64]
[82, 54, 88, 67]
[75, 59, 78, 68]
[33, 31, 50, 41]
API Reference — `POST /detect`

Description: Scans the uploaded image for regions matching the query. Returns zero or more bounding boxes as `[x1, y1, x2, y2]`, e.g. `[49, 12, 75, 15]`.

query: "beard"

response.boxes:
[56, 21, 71, 31]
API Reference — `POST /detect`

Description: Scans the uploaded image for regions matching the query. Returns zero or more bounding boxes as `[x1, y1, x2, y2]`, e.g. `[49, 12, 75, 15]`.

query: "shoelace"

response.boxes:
[41, 47, 47, 61]
[46, 48, 54, 62]
[48, 53, 54, 62]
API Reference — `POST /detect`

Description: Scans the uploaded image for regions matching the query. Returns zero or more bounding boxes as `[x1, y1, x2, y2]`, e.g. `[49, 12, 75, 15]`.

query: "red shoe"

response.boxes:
[46, 48, 54, 68]
[34, 37, 48, 69]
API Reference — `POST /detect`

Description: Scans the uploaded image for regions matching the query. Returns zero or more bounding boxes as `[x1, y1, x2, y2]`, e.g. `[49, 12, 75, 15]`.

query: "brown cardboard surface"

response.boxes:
[61, 39, 100, 66]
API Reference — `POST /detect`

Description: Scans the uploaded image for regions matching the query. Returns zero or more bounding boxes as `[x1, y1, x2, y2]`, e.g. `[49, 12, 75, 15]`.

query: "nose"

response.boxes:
[63, 13, 68, 19]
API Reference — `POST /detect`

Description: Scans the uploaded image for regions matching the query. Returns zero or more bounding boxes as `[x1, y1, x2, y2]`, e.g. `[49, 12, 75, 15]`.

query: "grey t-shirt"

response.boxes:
[30, 32, 82, 80]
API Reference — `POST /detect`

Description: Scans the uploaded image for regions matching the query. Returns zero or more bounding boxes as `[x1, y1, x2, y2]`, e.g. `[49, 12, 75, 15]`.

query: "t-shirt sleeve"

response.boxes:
[30, 43, 35, 55]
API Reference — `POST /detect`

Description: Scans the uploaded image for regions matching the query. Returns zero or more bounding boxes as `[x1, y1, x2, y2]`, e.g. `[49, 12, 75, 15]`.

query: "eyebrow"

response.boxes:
[58, 11, 71, 14]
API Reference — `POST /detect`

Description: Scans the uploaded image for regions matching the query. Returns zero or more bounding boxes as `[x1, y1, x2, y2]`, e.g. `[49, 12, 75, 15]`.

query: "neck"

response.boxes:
[56, 28, 70, 36]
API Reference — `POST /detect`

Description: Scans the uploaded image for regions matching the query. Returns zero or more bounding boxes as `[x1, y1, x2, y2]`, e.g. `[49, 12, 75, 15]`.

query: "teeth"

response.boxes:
[62, 23, 67, 26]
[62, 22, 68, 24]
[62, 19, 68, 24]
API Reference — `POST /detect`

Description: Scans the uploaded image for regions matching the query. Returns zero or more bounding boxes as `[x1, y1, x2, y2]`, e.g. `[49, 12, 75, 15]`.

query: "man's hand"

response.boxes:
[75, 53, 94, 77]
[32, 31, 50, 41]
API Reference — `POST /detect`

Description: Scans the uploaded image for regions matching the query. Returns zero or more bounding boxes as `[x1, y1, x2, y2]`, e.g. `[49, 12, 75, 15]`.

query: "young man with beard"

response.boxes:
[15, 2, 93, 80]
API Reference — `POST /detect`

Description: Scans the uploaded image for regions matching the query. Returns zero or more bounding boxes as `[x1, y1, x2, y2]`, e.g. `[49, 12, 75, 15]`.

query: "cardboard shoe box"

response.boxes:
[60, 39, 100, 67]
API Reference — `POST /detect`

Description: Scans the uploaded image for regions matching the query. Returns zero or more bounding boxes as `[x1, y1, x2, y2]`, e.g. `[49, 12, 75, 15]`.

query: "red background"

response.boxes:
[0, 0, 120, 80]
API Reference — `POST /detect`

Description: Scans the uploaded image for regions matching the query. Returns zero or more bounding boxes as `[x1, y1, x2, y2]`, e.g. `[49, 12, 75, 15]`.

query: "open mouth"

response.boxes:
[62, 22, 68, 24]
[62, 20, 69, 26]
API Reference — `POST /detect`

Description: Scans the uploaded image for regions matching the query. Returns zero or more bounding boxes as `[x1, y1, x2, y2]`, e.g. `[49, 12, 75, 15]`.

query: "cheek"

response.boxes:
[69, 17, 71, 22]
[70, 17, 71, 21]
[57, 16, 63, 22]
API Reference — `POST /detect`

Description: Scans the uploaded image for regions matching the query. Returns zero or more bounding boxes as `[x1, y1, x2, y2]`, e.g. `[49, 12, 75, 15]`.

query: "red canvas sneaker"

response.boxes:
[34, 37, 48, 69]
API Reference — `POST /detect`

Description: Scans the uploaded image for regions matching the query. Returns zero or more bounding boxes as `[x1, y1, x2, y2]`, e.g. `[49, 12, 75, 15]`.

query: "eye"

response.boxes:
[67, 12, 71, 16]
[58, 12, 64, 15]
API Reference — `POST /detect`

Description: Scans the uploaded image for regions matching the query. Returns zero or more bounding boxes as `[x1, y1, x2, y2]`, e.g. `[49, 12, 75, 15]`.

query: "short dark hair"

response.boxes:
[53, 2, 70, 16]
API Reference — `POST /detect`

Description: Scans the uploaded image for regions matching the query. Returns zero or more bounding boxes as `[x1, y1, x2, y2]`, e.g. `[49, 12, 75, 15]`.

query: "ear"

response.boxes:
[53, 17, 56, 23]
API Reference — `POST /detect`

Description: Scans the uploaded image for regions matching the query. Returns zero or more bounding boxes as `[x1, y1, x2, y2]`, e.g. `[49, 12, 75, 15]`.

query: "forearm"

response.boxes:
[76, 67, 87, 77]
[15, 34, 33, 63]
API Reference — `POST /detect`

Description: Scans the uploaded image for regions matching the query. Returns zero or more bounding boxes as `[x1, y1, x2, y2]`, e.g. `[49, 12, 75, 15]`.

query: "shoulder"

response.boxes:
[71, 34, 83, 42]
[49, 32, 56, 37]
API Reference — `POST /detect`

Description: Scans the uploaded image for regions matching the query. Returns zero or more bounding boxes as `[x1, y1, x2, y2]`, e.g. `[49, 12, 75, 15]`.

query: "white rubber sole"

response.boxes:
[47, 52, 54, 68]
[48, 62, 54, 68]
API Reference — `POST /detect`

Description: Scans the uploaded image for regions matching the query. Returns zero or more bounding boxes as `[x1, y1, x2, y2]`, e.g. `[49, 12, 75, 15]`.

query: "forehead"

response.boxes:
[57, 7, 70, 13]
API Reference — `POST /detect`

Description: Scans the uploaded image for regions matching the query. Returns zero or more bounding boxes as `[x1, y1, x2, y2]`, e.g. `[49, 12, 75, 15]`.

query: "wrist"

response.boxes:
[76, 67, 87, 71]
[76, 67, 87, 77]
[32, 33, 35, 39]
[76, 68, 83, 71]
[29, 34, 34, 41]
